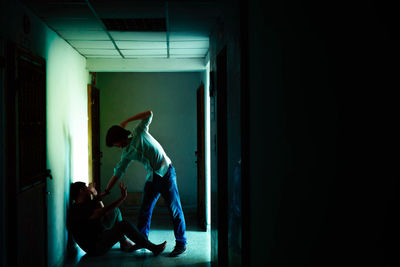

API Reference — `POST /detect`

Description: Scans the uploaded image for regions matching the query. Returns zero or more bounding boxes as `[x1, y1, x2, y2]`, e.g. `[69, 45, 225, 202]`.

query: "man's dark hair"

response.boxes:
[106, 125, 131, 147]
[70, 182, 86, 201]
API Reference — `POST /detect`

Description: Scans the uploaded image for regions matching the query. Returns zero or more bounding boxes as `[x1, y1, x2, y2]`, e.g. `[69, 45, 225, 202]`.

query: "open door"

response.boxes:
[88, 84, 101, 191]
[196, 83, 206, 231]
[5, 42, 51, 266]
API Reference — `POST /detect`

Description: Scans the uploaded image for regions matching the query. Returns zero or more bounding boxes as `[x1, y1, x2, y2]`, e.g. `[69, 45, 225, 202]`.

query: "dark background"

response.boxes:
[246, 0, 400, 266]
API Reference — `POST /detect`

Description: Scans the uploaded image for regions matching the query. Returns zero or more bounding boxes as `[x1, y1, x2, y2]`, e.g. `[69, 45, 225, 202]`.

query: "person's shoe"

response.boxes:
[169, 244, 186, 257]
[152, 241, 167, 256]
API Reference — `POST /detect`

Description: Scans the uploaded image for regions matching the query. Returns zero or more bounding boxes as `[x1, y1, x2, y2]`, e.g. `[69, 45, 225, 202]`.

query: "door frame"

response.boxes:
[88, 84, 101, 191]
[197, 83, 206, 231]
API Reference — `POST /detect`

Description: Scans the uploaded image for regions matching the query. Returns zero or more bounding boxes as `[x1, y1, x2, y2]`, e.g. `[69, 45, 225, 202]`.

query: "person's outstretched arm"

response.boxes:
[104, 175, 119, 195]
[90, 182, 128, 220]
[120, 110, 152, 128]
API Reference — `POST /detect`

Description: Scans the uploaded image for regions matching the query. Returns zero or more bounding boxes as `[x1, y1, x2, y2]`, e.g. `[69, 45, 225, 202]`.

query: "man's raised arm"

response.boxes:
[120, 110, 152, 128]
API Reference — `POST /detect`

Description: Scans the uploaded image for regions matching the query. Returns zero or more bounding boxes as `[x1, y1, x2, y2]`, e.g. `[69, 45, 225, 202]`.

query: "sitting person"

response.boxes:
[68, 181, 166, 256]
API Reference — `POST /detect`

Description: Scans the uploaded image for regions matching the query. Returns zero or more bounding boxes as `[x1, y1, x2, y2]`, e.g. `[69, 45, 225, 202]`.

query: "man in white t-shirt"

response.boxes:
[103, 110, 187, 257]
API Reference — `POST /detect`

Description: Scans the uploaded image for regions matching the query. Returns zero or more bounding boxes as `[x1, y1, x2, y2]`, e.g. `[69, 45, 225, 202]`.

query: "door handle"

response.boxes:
[45, 169, 53, 180]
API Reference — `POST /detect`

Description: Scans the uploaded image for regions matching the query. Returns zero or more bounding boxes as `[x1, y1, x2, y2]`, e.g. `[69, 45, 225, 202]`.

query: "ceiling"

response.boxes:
[22, 0, 222, 59]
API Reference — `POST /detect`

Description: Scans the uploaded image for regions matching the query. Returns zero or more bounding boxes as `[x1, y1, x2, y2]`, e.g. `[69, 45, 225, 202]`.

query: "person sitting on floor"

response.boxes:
[68, 181, 166, 256]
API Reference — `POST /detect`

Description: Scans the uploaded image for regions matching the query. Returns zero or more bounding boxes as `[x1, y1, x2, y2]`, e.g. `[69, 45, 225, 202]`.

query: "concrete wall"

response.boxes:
[0, 1, 89, 266]
[247, 0, 400, 266]
[97, 72, 202, 208]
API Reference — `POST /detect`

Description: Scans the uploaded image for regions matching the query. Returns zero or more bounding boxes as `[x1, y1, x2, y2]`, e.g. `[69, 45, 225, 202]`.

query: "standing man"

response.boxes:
[103, 110, 187, 257]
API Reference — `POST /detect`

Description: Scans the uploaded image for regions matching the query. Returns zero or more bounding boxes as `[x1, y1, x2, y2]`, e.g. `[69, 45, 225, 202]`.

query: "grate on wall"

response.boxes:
[101, 18, 166, 31]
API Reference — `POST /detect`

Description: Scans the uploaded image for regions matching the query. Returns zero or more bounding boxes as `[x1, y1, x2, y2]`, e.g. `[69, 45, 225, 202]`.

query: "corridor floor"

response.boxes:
[65, 208, 211, 267]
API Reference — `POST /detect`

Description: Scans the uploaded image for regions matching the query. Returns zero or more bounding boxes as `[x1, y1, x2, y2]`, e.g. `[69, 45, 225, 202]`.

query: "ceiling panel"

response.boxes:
[169, 54, 204, 58]
[169, 32, 209, 41]
[121, 49, 167, 56]
[115, 41, 167, 49]
[75, 49, 120, 56]
[124, 56, 168, 59]
[69, 40, 114, 49]
[58, 30, 109, 40]
[22, 0, 217, 60]
[85, 55, 122, 58]
[170, 40, 209, 49]
[170, 48, 208, 55]
[110, 31, 166, 41]
[168, 21, 213, 33]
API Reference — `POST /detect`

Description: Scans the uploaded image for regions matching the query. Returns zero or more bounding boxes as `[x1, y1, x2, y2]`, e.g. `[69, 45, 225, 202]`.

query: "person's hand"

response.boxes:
[119, 181, 128, 200]
[120, 121, 127, 128]
[88, 182, 97, 196]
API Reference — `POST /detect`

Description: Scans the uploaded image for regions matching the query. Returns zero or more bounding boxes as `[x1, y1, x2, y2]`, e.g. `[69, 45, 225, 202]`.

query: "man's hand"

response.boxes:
[119, 181, 128, 200]
[88, 182, 97, 196]
[119, 110, 152, 129]
[90, 182, 128, 220]
[120, 121, 128, 128]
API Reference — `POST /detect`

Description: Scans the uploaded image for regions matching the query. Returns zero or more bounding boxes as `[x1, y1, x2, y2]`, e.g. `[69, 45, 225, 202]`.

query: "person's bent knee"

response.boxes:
[116, 219, 131, 230]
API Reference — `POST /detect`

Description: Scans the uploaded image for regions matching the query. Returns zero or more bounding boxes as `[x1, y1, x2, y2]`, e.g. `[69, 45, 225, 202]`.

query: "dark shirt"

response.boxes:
[68, 200, 103, 252]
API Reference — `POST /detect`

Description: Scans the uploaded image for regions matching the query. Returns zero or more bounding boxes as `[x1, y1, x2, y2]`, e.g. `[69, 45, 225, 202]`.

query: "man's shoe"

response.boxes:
[169, 245, 186, 257]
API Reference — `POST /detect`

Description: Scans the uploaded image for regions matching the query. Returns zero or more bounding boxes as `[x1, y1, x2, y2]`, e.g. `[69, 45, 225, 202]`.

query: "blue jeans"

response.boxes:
[137, 165, 187, 246]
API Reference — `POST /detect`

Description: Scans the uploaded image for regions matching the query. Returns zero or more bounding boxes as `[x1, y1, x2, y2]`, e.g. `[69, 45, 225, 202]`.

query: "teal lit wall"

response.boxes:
[0, 1, 89, 266]
[97, 72, 202, 208]
[45, 32, 89, 267]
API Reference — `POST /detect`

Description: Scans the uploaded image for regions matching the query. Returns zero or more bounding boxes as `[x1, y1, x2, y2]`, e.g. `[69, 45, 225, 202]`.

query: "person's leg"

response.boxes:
[94, 220, 166, 256]
[102, 207, 123, 229]
[160, 166, 187, 251]
[137, 181, 160, 238]
[91, 224, 125, 256]
[100, 207, 133, 250]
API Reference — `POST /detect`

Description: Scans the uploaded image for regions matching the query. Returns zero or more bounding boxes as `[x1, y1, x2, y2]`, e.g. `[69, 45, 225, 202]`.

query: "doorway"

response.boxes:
[4, 42, 51, 267]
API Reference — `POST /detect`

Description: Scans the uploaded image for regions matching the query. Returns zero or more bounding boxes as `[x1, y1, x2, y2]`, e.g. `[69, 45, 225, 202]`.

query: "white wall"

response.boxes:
[45, 33, 89, 267]
[1, 1, 89, 266]
[97, 72, 202, 208]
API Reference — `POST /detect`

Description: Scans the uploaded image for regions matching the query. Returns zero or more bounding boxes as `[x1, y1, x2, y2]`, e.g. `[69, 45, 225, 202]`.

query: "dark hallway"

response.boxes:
[1, 0, 400, 267]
